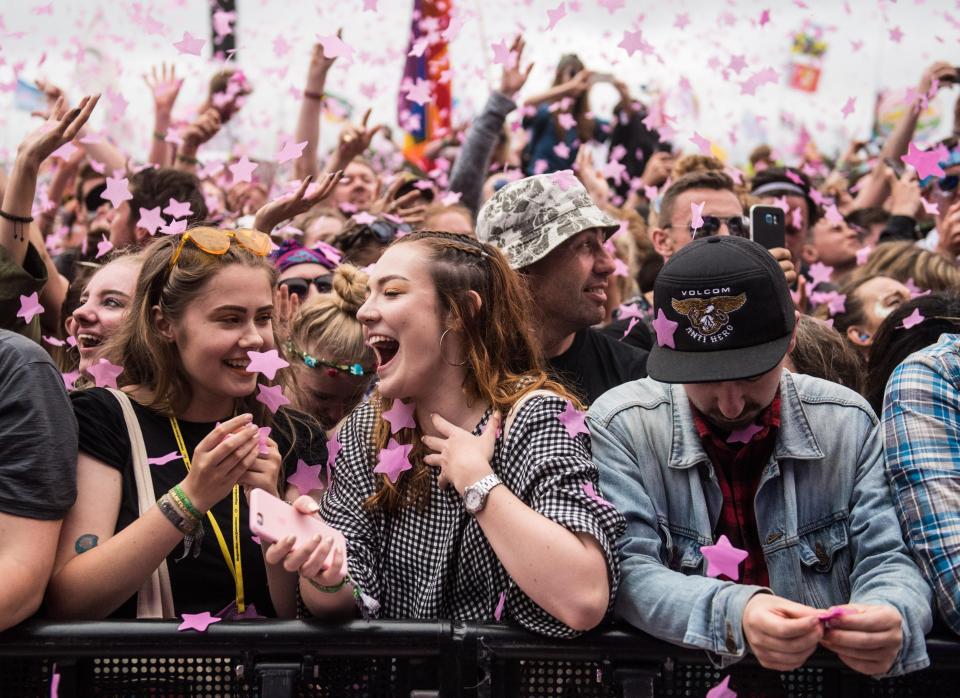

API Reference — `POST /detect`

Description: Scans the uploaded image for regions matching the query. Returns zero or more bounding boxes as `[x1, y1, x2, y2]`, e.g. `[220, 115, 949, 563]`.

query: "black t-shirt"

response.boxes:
[548, 328, 649, 405]
[0, 330, 77, 520]
[70, 387, 327, 618]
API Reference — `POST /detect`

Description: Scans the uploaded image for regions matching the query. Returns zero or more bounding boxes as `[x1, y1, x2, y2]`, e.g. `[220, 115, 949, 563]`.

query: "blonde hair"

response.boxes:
[418, 203, 475, 235]
[289, 264, 374, 368]
[854, 241, 960, 293]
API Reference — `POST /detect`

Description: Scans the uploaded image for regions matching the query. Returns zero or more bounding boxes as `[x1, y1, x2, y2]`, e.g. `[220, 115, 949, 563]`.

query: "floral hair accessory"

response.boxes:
[285, 342, 373, 377]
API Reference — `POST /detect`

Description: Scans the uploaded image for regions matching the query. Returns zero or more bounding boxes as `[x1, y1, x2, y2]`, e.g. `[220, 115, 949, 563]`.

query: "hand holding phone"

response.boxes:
[250, 488, 348, 579]
[749, 205, 786, 250]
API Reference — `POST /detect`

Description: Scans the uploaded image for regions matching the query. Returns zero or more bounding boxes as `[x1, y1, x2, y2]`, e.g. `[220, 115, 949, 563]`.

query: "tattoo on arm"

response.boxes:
[75, 534, 99, 554]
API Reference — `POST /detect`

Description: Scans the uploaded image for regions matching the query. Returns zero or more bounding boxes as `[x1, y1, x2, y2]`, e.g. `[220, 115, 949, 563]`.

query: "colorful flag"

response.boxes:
[397, 0, 452, 172]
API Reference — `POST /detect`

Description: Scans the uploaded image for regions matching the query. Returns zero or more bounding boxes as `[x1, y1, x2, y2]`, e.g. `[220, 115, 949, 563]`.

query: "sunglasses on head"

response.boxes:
[279, 275, 333, 298]
[170, 228, 272, 267]
[679, 215, 749, 239]
[83, 182, 108, 213]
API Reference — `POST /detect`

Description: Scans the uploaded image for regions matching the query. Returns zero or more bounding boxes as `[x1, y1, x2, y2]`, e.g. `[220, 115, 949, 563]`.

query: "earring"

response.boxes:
[439, 329, 467, 367]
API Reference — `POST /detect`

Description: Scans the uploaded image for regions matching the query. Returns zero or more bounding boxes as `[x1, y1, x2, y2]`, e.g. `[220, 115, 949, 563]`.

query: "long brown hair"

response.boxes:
[366, 231, 578, 512]
[552, 54, 594, 144]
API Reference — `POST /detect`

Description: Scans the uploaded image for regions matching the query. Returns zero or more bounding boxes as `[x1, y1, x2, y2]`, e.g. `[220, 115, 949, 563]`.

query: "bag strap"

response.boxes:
[107, 388, 176, 619]
[502, 388, 558, 445]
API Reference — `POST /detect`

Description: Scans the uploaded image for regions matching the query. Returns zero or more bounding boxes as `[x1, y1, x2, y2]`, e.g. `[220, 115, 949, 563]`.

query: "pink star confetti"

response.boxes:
[405, 78, 432, 106]
[740, 67, 778, 96]
[840, 97, 856, 119]
[706, 675, 737, 698]
[689, 132, 712, 155]
[582, 482, 614, 508]
[621, 317, 640, 340]
[807, 261, 834, 288]
[164, 198, 193, 219]
[257, 426, 271, 456]
[382, 399, 416, 433]
[818, 606, 856, 622]
[618, 29, 647, 57]
[276, 140, 308, 164]
[728, 54, 747, 74]
[599, 0, 625, 13]
[147, 451, 183, 466]
[317, 34, 354, 63]
[491, 38, 517, 69]
[889, 26, 904, 43]
[374, 438, 413, 483]
[904, 278, 930, 299]
[701, 534, 749, 580]
[137, 207, 164, 236]
[178, 611, 222, 632]
[353, 211, 378, 225]
[550, 169, 579, 191]
[87, 358, 124, 389]
[758, 8, 771, 26]
[256, 383, 291, 414]
[62, 370, 81, 391]
[494, 590, 506, 621]
[824, 204, 844, 226]
[556, 400, 589, 438]
[901, 308, 925, 329]
[652, 308, 679, 348]
[50, 662, 60, 697]
[726, 422, 763, 444]
[173, 31, 206, 56]
[245, 349, 290, 380]
[690, 201, 705, 231]
[288, 458, 325, 495]
[920, 197, 939, 216]
[826, 292, 847, 316]
[901, 142, 945, 180]
[545, 2, 567, 30]
[95, 235, 113, 259]
[101, 176, 132, 209]
[229, 156, 257, 183]
[160, 219, 188, 236]
[17, 292, 44, 324]
[855, 245, 872, 266]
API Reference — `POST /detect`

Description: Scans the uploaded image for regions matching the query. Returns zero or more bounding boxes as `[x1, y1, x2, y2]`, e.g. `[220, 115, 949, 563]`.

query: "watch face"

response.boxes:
[464, 488, 482, 512]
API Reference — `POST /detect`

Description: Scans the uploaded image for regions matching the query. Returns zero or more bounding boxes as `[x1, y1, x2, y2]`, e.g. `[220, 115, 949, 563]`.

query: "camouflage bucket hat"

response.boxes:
[475, 171, 620, 270]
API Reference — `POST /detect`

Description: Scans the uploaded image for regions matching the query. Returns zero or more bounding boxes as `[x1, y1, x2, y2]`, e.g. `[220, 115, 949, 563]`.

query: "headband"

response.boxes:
[270, 239, 341, 273]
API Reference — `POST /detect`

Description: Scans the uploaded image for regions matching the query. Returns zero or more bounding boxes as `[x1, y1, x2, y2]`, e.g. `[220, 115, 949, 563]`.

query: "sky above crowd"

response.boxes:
[0, 0, 956, 168]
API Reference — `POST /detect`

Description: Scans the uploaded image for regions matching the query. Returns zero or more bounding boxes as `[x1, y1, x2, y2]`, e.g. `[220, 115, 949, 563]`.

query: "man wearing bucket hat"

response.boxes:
[476, 171, 648, 404]
[587, 235, 931, 677]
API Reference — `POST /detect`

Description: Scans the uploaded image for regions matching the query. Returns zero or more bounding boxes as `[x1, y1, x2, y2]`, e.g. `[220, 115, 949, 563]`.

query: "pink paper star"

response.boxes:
[441, 191, 462, 206]
[229, 156, 257, 184]
[807, 261, 834, 288]
[256, 383, 291, 414]
[840, 97, 856, 119]
[374, 438, 413, 483]
[258, 426, 271, 455]
[288, 458, 324, 495]
[706, 675, 737, 698]
[276, 140, 308, 165]
[17, 292, 44, 324]
[160, 219, 188, 236]
[173, 31, 206, 56]
[904, 278, 930, 299]
[178, 611, 222, 632]
[494, 590, 506, 621]
[920, 197, 940, 216]
[406, 78, 432, 106]
[556, 400, 589, 438]
[94, 235, 113, 259]
[621, 316, 640, 340]
[901, 308, 925, 329]
[728, 54, 747, 74]
[51, 141, 78, 161]
[326, 432, 342, 468]
[855, 246, 873, 266]
[550, 169, 579, 191]
[101, 176, 132, 209]
[382, 399, 417, 433]
[246, 349, 290, 380]
[582, 482, 614, 508]
[353, 211, 378, 225]
[363, 0, 378, 10]
[137, 207, 164, 236]
[553, 142, 571, 159]
[50, 663, 60, 697]
[901, 142, 945, 180]
[689, 132, 712, 155]
[824, 204, 844, 226]
[546, 2, 567, 30]
[62, 370, 81, 391]
[557, 112, 577, 130]
[826, 292, 847, 316]
[599, 0, 625, 12]
[673, 12, 690, 29]
[491, 39, 517, 69]
[690, 201, 705, 230]
[727, 422, 763, 444]
[740, 67, 778, 96]
[87, 358, 124, 389]
[652, 308, 679, 348]
[701, 534, 749, 580]
[317, 34, 354, 63]
[147, 451, 183, 466]
[889, 26, 904, 43]
[618, 29, 646, 57]
[818, 606, 855, 622]
[758, 8, 771, 26]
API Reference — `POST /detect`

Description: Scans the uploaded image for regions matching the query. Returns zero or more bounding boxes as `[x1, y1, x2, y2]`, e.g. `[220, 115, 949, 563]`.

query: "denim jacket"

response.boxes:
[587, 371, 932, 676]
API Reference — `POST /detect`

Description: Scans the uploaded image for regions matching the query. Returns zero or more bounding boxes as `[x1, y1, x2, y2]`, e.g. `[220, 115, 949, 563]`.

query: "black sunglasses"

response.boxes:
[279, 275, 333, 298]
[83, 182, 108, 213]
[667, 215, 749, 239]
[935, 175, 959, 194]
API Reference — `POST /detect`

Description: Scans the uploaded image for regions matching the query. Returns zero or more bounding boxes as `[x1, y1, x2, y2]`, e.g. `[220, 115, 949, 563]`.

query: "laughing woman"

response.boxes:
[266, 231, 625, 637]
[47, 228, 326, 620]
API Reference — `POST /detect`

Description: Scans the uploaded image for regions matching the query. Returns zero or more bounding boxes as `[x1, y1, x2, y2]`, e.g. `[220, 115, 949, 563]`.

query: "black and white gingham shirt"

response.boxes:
[318, 393, 625, 638]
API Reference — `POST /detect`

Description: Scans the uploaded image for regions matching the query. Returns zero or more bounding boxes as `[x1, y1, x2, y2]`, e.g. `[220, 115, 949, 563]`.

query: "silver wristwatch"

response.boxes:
[463, 474, 502, 515]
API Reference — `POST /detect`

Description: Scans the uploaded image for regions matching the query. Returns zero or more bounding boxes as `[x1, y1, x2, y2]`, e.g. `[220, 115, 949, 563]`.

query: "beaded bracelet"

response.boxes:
[171, 484, 203, 519]
[307, 575, 349, 593]
[157, 494, 200, 535]
[176, 153, 199, 165]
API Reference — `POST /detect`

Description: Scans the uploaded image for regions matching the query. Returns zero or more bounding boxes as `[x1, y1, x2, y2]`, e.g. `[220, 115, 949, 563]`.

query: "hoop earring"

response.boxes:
[439, 329, 467, 367]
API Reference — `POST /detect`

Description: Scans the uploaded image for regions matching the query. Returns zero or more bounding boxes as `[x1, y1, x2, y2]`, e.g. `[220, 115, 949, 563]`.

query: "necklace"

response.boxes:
[169, 416, 245, 613]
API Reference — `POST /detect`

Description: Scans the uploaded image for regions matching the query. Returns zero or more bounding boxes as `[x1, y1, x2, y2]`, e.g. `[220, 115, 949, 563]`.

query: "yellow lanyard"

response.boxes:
[170, 416, 245, 614]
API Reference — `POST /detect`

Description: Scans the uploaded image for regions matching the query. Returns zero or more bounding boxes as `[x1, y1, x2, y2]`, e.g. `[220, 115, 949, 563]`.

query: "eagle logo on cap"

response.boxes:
[671, 294, 746, 336]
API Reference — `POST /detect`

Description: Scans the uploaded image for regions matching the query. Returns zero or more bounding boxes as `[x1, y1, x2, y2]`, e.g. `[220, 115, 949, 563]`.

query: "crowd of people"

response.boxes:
[0, 26, 959, 694]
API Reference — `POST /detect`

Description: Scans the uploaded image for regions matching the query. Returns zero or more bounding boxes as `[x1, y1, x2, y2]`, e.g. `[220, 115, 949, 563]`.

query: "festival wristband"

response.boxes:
[306, 575, 349, 593]
[171, 484, 203, 519]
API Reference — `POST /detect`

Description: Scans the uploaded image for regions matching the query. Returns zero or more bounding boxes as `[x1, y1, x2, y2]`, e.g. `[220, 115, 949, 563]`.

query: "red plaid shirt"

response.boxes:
[691, 391, 782, 587]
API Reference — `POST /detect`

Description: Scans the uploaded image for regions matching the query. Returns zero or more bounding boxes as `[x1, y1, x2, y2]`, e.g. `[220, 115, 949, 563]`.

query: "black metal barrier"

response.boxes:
[1, 620, 959, 697]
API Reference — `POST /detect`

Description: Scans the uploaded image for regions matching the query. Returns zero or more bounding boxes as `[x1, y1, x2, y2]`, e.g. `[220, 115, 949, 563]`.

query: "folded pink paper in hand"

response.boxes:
[817, 607, 855, 622]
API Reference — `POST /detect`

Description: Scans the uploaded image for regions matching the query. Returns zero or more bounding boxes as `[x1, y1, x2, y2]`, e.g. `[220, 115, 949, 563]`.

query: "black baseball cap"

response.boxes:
[647, 235, 796, 383]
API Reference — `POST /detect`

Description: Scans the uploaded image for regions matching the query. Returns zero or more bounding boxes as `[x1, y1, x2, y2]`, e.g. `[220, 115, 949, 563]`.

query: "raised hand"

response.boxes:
[499, 35, 534, 98]
[263, 495, 346, 585]
[273, 283, 301, 344]
[143, 62, 184, 115]
[18, 94, 100, 170]
[181, 107, 222, 152]
[575, 146, 611, 206]
[422, 411, 500, 495]
[335, 108, 385, 165]
[240, 436, 283, 501]
[306, 29, 341, 92]
[254, 171, 343, 234]
[178, 414, 261, 514]
[31, 78, 65, 119]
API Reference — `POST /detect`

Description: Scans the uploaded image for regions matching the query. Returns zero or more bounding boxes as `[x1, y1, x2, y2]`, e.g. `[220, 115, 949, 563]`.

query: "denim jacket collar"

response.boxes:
[666, 370, 824, 470]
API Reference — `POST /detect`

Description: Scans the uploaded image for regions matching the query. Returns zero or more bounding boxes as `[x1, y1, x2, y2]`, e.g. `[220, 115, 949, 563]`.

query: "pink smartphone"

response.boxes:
[249, 488, 348, 578]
